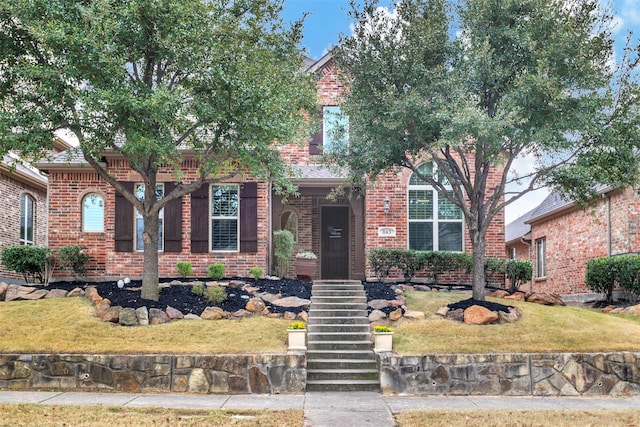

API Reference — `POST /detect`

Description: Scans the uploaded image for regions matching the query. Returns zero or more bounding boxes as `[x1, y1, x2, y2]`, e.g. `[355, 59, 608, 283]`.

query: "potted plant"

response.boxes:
[287, 321, 307, 351]
[295, 251, 317, 281]
[373, 325, 393, 352]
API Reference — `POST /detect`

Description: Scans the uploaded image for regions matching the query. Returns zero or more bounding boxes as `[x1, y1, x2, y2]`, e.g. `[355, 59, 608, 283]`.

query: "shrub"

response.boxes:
[585, 257, 618, 302]
[208, 263, 225, 280]
[368, 248, 392, 280]
[423, 252, 471, 286]
[57, 245, 90, 277]
[206, 285, 227, 304]
[505, 259, 533, 292]
[249, 267, 263, 280]
[616, 255, 640, 302]
[1, 245, 54, 284]
[273, 229, 294, 277]
[176, 261, 193, 278]
[484, 257, 507, 286]
[191, 283, 205, 297]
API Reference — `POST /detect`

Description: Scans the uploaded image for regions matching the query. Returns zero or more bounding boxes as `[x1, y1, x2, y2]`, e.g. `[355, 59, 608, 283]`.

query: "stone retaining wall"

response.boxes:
[378, 352, 640, 396]
[0, 353, 306, 394]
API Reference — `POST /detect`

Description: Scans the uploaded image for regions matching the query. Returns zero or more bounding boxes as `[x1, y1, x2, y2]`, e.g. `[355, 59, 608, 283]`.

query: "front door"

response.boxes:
[321, 206, 349, 279]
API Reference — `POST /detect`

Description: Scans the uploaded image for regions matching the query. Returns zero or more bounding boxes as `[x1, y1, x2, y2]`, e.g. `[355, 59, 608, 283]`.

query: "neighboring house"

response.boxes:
[506, 186, 640, 295]
[0, 137, 72, 280]
[38, 53, 505, 282]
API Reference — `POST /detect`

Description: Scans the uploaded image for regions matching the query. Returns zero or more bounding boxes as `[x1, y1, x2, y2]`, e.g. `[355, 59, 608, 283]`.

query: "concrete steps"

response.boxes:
[306, 280, 379, 392]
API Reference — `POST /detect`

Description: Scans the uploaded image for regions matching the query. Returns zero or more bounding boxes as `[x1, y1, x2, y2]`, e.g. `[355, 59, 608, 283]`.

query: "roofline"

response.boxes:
[0, 162, 47, 191]
[306, 51, 333, 73]
[526, 185, 616, 225]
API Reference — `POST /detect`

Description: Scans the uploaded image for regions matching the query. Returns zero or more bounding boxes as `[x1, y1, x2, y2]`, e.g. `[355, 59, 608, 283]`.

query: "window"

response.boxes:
[322, 106, 348, 152]
[535, 238, 546, 277]
[408, 162, 463, 251]
[211, 184, 239, 251]
[19, 194, 34, 245]
[82, 194, 104, 232]
[134, 183, 164, 251]
[509, 247, 516, 259]
[281, 211, 298, 242]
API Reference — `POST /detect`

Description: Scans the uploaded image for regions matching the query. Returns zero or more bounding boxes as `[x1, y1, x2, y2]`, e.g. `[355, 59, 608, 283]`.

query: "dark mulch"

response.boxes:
[447, 297, 513, 313]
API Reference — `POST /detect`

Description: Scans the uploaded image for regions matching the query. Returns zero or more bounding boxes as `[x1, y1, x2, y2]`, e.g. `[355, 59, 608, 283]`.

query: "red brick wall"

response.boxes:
[47, 159, 270, 280]
[0, 171, 47, 279]
[528, 189, 640, 294]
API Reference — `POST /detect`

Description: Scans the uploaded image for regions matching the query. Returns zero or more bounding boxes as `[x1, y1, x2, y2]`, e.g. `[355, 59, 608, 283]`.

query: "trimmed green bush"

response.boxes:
[249, 267, 263, 280]
[273, 229, 294, 277]
[57, 245, 90, 277]
[505, 259, 533, 292]
[367, 249, 472, 284]
[206, 285, 227, 304]
[1, 245, 53, 283]
[191, 283, 205, 297]
[176, 261, 193, 278]
[208, 264, 225, 280]
[586, 255, 640, 303]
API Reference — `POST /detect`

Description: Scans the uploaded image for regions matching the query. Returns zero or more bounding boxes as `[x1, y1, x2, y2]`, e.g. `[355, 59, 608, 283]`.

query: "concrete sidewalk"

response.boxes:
[1, 391, 639, 426]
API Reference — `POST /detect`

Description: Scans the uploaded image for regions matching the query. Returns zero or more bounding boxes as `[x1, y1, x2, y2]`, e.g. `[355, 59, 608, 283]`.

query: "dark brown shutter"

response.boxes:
[114, 182, 134, 252]
[190, 184, 209, 253]
[163, 182, 182, 253]
[239, 182, 258, 253]
[309, 109, 323, 155]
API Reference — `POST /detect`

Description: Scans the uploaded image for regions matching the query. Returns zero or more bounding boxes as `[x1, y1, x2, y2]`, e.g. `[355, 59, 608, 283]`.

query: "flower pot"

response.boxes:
[288, 329, 307, 351]
[373, 332, 393, 353]
[295, 258, 317, 281]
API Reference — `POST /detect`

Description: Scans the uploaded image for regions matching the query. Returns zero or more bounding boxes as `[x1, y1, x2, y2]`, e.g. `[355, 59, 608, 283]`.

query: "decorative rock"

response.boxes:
[283, 311, 297, 320]
[446, 308, 464, 322]
[245, 297, 266, 313]
[96, 306, 122, 323]
[21, 289, 49, 300]
[243, 286, 259, 294]
[119, 307, 139, 326]
[489, 290, 510, 298]
[0, 282, 8, 301]
[526, 292, 566, 306]
[149, 308, 170, 325]
[389, 298, 405, 307]
[435, 306, 450, 317]
[257, 292, 281, 303]
[44, 289, 68, 299]
[184, 313, 202, 320]
[414, 285, 431, 291]
[84, 287, 103, 305]
[165, 305, 184, 320]
[5, 285, 36, 301]
[201, 306, 225, 320]
[504, 292, 525, 301]
[369, 310, 387, 322]
[136, 306, 149, 325]
[271, 296, 311, 308]
[399, 284, 415, 291]
[368, 299, 390, 310]
[228, 280, 246, 288]
[95, 298, 111, 312]
[267, 312, 282, 319]
[389, 308, 403, 322]
[404, 310, 426, 320]
[296, 311, 308, 322]
[67, 287, 84, 297]
[232, 309, 252, 318]
[498, 306, 523, 323]
[464, 305, 499, 325]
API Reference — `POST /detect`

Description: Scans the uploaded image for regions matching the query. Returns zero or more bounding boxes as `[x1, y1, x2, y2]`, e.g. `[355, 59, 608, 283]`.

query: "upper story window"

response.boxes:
[211, 184, 239, 251]
[134, 183, 164, 251]
[82, 193, 104, 232]
[323, 106, 348, 152]
[408, 162, 463, 252]
[19, 194, 35, 245]
[535, 237, 546, 278]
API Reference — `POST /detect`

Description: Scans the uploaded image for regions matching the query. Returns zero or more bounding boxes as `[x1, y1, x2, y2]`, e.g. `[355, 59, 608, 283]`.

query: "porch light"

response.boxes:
[383, 198, 391, 214]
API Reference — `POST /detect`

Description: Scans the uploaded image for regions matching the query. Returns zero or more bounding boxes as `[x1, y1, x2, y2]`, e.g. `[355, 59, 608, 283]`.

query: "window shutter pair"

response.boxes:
[190, 182, 258, 254]
[309, 110, 323, 155]
[114, 181, 182, 253]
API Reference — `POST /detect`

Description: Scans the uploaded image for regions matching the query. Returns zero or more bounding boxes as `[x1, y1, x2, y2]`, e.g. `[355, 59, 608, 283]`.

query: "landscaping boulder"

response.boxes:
[526, 292, 565, 306]
[404, 310, 426, 321]
[5, 285, 36, 301]
[96, 306, 122, 323]
[0, 282, 8, 301]
[136, 306, 149, 325]
[498, 306, 523, 323]
[463, 305, 499, 325]
[149, 308, 170, 325]
[44, 289, 69, 299]
[271, 296, 310, 309]
[245, 297, 266, 313]
[368, 299, 390, 310]
[504, 292, 525, 301]
[119, 307, 139, 326]
[435, 306, 450, 317]
[369, 309, 387, 322]
[165, 305, 184, 320]
[67, 287, 84, 297]
[21, 289, 49, 300]
[489, 289, 510, 298]
[201, 306, 225, 320]
[389, 308, 403, 322]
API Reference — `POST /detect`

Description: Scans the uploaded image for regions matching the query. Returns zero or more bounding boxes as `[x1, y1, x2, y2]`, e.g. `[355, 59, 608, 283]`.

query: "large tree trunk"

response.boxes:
[141, 211, 160, 301]
[470, 230, 487, 301]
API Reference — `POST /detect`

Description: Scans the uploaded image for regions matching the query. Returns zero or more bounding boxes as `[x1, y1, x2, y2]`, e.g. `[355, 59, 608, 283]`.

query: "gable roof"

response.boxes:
[505, 208, 535, 244]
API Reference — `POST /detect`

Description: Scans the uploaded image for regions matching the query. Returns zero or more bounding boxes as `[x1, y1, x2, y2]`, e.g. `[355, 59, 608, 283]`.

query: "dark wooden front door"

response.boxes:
[321, 206, 349, 279]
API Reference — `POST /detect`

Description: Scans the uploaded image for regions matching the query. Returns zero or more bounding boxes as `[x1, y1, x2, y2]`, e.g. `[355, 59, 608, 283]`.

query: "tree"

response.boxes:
[0, 0, 317, 301]
[329, 0, 640, 300]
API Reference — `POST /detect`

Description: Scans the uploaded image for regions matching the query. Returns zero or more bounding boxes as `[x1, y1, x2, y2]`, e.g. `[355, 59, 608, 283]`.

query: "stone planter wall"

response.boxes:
[0, 353, 306, 394]
[378, 352, 640, 396]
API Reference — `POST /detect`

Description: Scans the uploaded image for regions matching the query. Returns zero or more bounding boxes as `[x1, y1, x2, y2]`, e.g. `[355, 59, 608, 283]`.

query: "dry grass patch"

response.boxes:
[395, 409, 640, 427]
[0, 404, 303, 427]
[394, 290, 640, 354]
[0, 298, 289, 354]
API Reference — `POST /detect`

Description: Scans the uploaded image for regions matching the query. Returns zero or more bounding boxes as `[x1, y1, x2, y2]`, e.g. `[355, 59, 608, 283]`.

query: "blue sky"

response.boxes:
[282, 0, 640, 222]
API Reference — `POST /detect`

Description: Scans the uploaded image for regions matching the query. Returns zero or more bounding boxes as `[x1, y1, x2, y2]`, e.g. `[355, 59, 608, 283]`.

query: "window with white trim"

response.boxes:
[408, 162, 463, 251]
[211, 184, 239, 251]
[19, 194, 35, 245]
[535, 238, 546, 277]
[82, 193, 104, 232]
[134, 183, 164, 251]
[323, 106, 348, 152]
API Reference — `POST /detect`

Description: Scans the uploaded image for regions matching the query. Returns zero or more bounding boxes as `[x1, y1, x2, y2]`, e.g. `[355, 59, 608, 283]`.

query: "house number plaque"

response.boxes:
[378, 227, 396, 237]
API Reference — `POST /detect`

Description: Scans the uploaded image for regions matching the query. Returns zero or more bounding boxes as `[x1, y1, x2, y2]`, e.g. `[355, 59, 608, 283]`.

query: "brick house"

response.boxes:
[0, 137, 72, 279]
[505, 186, 640, 295]
[39, 53, 505, 282]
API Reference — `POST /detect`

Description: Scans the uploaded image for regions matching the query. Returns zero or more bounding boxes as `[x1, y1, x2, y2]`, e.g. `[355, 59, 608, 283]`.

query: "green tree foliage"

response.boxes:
[331, 0, 640, 300]
[0, 0, 317, 301]
[273, 229, 294, 277]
